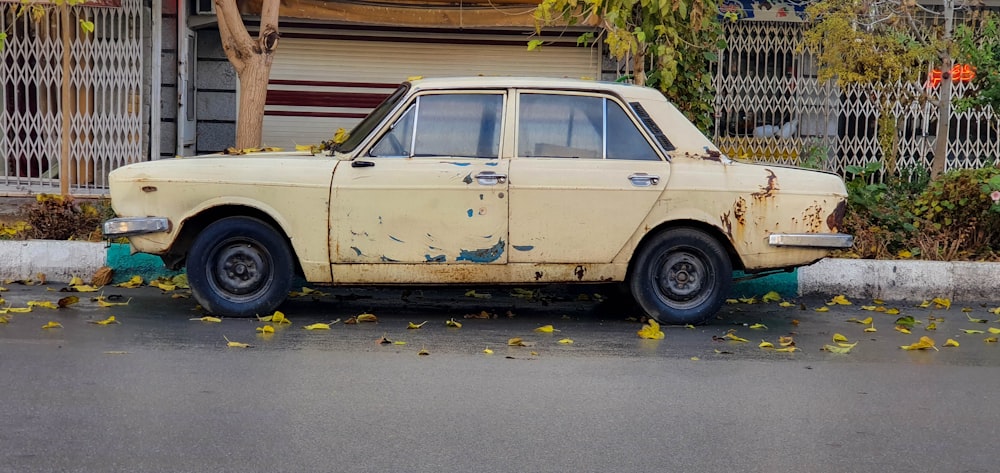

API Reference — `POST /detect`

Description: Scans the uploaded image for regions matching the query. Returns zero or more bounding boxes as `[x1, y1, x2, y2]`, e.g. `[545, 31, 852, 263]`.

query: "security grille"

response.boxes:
[714, 20, 1000, 177]
[1, 0, 144, 195]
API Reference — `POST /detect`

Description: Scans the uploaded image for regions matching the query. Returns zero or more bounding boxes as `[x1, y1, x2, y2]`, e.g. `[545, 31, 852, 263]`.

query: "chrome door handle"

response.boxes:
[628, 173, 660, 187]
[475, 171, 507, 185]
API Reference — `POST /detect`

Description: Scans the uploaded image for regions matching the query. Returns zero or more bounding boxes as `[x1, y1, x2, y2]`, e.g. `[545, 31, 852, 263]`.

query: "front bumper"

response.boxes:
[102, 217, 170, 238]
[769, 233, 854, 249]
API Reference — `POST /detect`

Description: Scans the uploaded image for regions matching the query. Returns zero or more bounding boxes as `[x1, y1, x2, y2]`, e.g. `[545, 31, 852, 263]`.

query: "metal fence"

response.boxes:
[0, 0, 144, 196]
[713, 20, 1000, 177]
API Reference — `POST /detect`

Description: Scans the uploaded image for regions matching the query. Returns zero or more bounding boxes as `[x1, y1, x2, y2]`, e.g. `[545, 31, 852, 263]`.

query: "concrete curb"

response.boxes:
[1, 240, 997, 302]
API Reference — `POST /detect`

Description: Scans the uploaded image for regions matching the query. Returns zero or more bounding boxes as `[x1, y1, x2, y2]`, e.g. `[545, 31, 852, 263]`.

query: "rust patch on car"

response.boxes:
[751, 169, 779, 200]
[800, 203, 825, 232]
[574, 265, 586, 280]
[733, 197, 747, 226]
[534, 271, 543, 281]
[720, 210, 733, 239]
[826, 200, 847, 232]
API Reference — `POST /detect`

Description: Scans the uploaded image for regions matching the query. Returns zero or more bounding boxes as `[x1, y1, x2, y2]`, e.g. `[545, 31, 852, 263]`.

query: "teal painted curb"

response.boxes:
[106, 242, 801, 298]
[730, 269, 798, 300]
[106, 243, 182, 283]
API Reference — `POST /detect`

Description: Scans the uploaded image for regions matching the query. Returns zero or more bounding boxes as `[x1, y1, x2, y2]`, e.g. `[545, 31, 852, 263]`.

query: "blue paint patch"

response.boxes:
[467, 209, 474, 217]
[444, 161, 472, 166]
[389, 235, 404, 243]
[350, 246, 363, 256]
[512, 245, 535, 251]
[456, 238, 505, 263]
[424, 254, 447, 263]
[380, 255, 399, 262]
[485, 162, 498, 167]
[428, 245, 442, 251]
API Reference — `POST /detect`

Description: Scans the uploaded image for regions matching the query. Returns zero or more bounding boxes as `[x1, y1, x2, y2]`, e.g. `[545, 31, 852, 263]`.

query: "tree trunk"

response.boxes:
[215, 0, 280, 150]
[930, 0, 955, 179]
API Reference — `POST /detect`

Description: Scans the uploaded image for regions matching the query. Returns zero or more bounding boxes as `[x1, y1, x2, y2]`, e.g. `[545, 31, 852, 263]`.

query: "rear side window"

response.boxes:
[369, 93, 503, 158]
[516, 93, 661, 161]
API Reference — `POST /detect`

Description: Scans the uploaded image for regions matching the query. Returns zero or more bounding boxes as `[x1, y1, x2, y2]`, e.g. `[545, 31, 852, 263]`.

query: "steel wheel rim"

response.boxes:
[208, 239, 272, 302]
[653, 249, 713, 310]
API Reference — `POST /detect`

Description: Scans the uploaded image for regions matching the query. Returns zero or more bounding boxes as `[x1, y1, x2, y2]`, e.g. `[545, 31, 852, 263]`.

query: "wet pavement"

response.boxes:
[2, 282, 999, 472]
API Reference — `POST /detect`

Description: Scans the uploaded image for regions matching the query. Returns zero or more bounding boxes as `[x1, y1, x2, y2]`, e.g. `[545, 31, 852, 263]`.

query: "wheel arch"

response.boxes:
[164, 205, 302, 276]
[625, 219, 744, 282]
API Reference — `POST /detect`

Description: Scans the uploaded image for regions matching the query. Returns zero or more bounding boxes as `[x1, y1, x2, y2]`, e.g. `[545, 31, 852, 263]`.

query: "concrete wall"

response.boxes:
[195, 28, 237, 154]
[160, 3, 179, 159]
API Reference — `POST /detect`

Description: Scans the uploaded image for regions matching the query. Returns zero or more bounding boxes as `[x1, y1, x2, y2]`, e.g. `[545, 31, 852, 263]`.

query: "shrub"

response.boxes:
[19, 195, 111, 241]
[906, 166, 1000, 260]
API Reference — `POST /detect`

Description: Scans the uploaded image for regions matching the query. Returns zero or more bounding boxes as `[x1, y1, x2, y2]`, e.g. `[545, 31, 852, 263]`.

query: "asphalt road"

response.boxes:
[1, 282, 999, 473]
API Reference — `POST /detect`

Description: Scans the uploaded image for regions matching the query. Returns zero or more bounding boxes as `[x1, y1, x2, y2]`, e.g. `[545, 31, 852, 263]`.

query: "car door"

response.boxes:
[331, 91, 510, 264]
[507, 91, 671, 263]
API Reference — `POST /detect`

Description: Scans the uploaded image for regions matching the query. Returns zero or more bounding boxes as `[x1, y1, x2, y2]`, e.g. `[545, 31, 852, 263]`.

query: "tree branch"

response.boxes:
[215, 0, 256, 73]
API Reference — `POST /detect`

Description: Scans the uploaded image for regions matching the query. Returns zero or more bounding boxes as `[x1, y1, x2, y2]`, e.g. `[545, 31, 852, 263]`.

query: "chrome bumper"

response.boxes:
[102, 217, 170, 238]
[769, 233, 854, 249]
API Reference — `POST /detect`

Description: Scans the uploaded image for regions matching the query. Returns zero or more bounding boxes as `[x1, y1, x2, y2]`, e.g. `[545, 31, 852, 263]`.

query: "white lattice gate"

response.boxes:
[1, 0, 144, 196]
[714, 20, 1000, 177]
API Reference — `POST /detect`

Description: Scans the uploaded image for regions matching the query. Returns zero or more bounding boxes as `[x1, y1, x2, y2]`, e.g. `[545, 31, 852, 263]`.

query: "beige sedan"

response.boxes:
[104, 77, 852, 324]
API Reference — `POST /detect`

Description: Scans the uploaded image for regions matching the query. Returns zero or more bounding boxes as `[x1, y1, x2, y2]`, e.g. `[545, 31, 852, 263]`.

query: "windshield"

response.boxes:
[332, 83, 410, 153]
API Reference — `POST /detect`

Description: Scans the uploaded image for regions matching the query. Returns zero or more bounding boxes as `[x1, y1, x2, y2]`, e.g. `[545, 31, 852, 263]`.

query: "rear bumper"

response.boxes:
[768, 233, 854, 249]
[102, 217, 170, 238]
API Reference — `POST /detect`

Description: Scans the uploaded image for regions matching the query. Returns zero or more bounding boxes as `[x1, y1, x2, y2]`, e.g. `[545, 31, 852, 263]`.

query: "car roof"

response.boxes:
[406, 76, 665, 99]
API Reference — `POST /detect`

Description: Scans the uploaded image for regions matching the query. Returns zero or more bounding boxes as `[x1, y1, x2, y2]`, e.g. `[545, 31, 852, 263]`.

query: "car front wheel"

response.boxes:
[629, 228, 732, 325]
[187, 216, 294, 317]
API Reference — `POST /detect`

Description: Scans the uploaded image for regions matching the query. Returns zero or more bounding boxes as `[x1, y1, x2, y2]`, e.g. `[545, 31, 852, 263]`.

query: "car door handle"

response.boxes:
[475, 171, 507, 185]
[352, 160, 375, 168]
[628, 173, 660, 187]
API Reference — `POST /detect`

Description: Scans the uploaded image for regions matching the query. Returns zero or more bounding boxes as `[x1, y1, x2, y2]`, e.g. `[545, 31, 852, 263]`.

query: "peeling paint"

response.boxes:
[389, 235, 404, 243]
[350, 246, 363, 256]
[479, 194, 484, 200]
[456, 238, 505, 263]
[424, 254, 446, 262]
[733, 197, 747, 225]
[462, 173, 473, 185]
[380, 255, 399, 262]
[827, 200, 847, 232]
[574, 265, 586, 280]
[513, 245, 535, 251]
[720, 210, 733, 239]
[534, 271, 543, 281]
[751, 169, 779, 200]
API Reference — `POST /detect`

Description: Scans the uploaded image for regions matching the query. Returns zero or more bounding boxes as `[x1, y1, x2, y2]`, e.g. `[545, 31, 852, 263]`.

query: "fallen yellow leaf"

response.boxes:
[986, 337, 998, 343]
[967, 314, 987, 323]
[864, 324, 877, 333]
[418, 348, 430, 356]
[508, 337, 528, 347]
[90, 316, 119, 325]
[895, 326, 911, 334]
[115, 276, 143, 288]
[944, 339, 960, 347]
[256, 325, 275, 333]
[900, 336, 937, 351]
[224, 335, 251, 348]
[190, 316, 222, 323]
[725, 298, 739, 304]
[739, 296, 757, 304]
[775, 346, 798, 352]
[8, 307, 32, 313]
[356, 313, 378, 323]
[27, 301, 58, 309]
[961, 329, 985, 334]
[761, 291, 781, 303]
[304, 323, 331, 330]
[0, 315, 10, 323]
[989, 327, 1000, 334]
[759, 340, 774, 348]
[778, 335, 795, 347]
[408, 321, 428, 329]
[483, 347, 494, 355]
[41, 321, 62, 329]
[885, 308, 900, 315]
[749, 323, 768, 330]
[445, 318, 462, 328]
[778, 301, 795, 308]
[848, 316, 873, 325]
[861, 305, 877, 311]
[724, 332, 749, 343]
[931, 297, 951, 309]
[558, 338, 574, 344]
[814, 306, 830, 312]
[637, 320, 664, 340]
[828, 294, 852, 305]
[822, 342, 858, 354]
[534, 324, 559, 333]
[57, 296, 79, 308]
[96, 296, 131, 307]
[71, 285, 102, 292]
[464, 289, 491, 299]
[833, 333, 849, 343]
[258, 311, 291, 324]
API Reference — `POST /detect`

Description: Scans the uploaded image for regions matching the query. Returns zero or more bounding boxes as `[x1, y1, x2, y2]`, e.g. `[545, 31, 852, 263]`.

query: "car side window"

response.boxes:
[517, 93, 660, 161]
[369, 93, 503, 158]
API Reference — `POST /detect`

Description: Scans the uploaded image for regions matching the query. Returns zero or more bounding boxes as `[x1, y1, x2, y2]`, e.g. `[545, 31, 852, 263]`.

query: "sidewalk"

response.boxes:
[1, 240, 997, 302]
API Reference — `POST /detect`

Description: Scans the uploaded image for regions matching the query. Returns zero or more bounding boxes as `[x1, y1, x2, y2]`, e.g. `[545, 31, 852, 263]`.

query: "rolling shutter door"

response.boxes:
[262, 29, 600, 148]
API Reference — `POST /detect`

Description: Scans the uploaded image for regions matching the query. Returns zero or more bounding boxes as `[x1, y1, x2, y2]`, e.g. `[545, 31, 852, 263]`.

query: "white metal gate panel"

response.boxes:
[0, 0, 144, 195]
[714, 20, 1000, 176]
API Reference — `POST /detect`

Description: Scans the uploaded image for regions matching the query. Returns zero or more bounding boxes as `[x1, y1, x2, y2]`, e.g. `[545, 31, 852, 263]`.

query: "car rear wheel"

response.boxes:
[187, 216, 294, 317]
[629, 228, 732, 325]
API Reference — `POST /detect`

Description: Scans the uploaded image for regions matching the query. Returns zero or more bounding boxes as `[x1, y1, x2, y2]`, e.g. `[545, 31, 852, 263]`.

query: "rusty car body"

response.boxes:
[104, 77, 852, 324]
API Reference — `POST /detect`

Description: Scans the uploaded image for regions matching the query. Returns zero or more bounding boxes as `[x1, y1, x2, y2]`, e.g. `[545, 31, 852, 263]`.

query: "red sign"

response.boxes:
[928, 64, 976, 87]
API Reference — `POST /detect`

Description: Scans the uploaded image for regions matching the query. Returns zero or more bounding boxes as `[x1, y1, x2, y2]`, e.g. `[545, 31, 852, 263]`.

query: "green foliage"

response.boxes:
[798, 139, 829, 170]
[802, 0, 937, 86]
[532, 0, 725, 134]
[955, 12, 1000, 113]
[840, 162, 925, 259]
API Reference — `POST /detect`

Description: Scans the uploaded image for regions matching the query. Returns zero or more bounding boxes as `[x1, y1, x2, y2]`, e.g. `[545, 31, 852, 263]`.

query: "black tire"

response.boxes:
[187, 216, 294, 317]
[629, 228, 732, 325]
